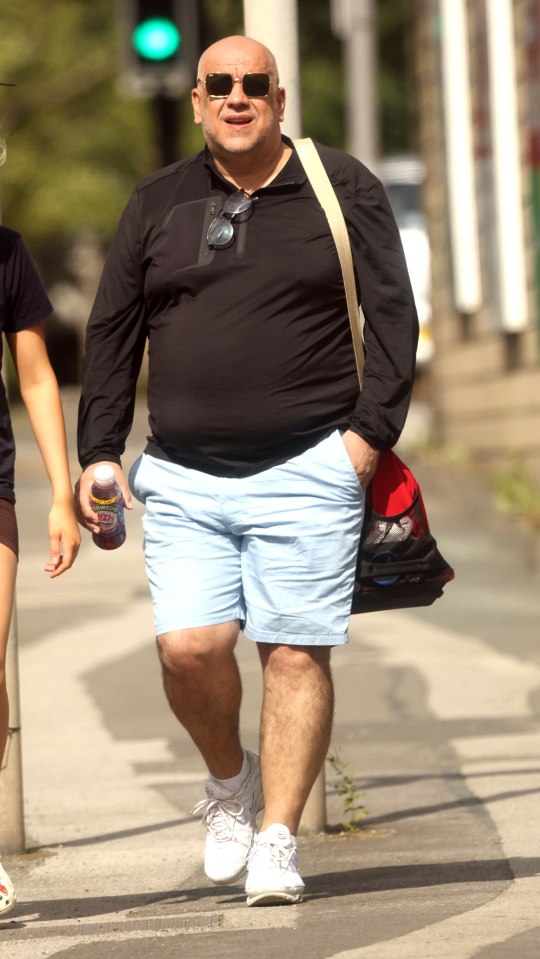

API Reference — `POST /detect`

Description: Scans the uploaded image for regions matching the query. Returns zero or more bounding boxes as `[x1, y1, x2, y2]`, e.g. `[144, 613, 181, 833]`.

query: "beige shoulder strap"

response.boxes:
[294, 137, 364, 389]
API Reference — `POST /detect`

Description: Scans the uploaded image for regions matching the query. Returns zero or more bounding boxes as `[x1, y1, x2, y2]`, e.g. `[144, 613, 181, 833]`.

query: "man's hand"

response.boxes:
[340, 430, 380, 490]
[74, 461, 133, 533]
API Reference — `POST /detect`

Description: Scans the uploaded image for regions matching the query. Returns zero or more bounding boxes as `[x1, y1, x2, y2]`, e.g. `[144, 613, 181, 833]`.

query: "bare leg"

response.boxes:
[156, 620, 244, 779]
[257, 643, 334, 834]
[0, 544, 17, 765]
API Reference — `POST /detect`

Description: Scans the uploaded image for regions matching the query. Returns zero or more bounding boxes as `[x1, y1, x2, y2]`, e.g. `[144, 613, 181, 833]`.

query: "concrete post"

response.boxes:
[297, 764, 327, 836]
[0, 607, 25, 853]
[242, 0, 302, 138]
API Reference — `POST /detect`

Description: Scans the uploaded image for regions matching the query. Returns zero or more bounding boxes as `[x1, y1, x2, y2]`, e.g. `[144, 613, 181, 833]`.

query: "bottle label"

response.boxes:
[90, 491, 123, 538]
[93, 505, 121, 534]
[90, 493, 121, 507]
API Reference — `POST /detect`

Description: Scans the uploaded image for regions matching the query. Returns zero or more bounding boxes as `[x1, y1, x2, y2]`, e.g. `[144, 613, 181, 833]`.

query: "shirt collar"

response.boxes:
[203, 135, 307, 193]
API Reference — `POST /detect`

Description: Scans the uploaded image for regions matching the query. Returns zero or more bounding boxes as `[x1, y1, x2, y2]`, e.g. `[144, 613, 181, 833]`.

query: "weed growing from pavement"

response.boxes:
[327, 749, 368, 832]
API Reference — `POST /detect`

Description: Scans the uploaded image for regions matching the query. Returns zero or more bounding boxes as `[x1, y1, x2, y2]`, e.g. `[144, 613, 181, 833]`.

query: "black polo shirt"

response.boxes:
[78, 140, 418, 476]
[0, 227, 53, 501]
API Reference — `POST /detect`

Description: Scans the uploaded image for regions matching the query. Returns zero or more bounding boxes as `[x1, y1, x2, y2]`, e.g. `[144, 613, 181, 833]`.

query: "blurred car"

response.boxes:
[379, 154, 434, 367]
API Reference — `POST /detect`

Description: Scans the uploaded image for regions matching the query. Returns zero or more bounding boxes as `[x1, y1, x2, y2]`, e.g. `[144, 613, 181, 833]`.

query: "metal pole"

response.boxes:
[439, 0, 482, 313]
[242, 0, 302, 138]
[153, 92, 180, 167]
[347, 0, 379, 168]
[332, 0, 379, 168]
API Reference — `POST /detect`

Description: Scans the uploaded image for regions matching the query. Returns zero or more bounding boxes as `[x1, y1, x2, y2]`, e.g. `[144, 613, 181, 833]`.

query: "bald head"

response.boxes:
[197, 35, 280, 85]
[192, 33, 286, 175]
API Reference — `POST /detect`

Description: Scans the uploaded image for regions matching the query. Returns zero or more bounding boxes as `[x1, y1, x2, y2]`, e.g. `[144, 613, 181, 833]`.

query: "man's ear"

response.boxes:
[192, 87, 202, 125]
[277, 86, 286, 123]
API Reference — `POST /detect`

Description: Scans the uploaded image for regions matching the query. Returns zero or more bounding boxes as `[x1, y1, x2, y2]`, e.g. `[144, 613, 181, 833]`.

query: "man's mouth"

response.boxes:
[224, 116, 253, 128]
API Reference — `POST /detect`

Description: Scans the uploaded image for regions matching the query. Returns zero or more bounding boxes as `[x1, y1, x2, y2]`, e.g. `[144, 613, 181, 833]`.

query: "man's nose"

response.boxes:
[226, 77, 249, 104]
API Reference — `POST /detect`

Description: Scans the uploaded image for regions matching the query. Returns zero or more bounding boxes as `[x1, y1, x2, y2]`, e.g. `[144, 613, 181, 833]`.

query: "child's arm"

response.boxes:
[7, 323, 80, 576]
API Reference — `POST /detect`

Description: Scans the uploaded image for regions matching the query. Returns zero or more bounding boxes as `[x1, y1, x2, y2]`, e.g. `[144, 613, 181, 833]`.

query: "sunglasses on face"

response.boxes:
[207, 190, 254, 249]
[199, 72, 272, 99]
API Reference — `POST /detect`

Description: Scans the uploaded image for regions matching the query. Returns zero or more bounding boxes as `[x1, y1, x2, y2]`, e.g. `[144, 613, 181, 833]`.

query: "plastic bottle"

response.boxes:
[89, 465, 126, 550]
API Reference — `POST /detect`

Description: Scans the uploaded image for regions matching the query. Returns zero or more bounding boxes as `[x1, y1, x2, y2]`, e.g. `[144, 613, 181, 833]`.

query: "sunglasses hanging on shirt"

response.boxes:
[207, 190, 254, 249]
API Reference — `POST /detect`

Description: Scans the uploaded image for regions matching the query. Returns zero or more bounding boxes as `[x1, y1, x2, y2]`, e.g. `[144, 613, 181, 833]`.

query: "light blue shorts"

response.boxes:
[128, 430, 364, 646]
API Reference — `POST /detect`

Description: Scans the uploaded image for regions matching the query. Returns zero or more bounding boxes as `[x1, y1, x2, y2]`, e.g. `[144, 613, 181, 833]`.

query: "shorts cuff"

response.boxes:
[155, 610, 245, 635]
[243, 626, 349, 647]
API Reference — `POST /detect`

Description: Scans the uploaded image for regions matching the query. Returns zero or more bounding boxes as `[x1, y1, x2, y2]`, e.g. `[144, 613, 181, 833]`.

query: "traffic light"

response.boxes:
[118, 0, 199, 98]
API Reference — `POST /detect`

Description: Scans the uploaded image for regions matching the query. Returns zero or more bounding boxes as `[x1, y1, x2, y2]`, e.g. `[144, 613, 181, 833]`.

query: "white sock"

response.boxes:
[211, 750, 249, 793]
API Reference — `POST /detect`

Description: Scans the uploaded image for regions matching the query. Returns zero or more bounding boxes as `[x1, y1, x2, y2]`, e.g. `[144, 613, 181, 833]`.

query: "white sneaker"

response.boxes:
[245, 823, 305, 906]
[0, 859, 16, 918]
[191, 750, 264, 884]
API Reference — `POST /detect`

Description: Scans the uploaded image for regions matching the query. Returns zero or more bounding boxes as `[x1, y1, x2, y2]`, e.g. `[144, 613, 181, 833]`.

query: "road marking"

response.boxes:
[328, 614, 540, 958]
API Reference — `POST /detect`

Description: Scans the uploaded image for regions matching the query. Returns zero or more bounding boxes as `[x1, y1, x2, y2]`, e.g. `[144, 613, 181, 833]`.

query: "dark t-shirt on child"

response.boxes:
[0, 225, 53, 502]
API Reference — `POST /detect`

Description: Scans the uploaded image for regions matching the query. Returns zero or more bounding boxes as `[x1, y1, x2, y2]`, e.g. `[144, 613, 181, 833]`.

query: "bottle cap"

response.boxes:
[93, 465, 116, 486]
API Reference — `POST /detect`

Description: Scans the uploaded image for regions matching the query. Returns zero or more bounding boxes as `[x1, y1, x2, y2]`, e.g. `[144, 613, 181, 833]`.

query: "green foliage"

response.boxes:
[0, 0, 155, 266]
[493, 464, 540, 532]
[298, 0, 345, 148]
[199, 0, 415, 154]
[203, 0, 244, 41]
[0, 0, 415, 281]
[378, 0, 418, 154]
[327, 749, 368, 832]
[301, 59, 345, 147]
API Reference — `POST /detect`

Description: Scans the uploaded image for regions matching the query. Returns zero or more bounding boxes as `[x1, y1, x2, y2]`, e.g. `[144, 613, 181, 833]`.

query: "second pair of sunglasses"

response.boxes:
[200, 72, 272, 99]
[207, 190, 254, 248]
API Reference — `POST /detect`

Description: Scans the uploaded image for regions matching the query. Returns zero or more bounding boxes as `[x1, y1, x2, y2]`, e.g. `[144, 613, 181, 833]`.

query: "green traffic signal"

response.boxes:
[132, 17, 181, 61]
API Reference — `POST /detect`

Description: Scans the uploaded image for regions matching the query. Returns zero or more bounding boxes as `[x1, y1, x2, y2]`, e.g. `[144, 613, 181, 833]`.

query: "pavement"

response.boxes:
[2, 390, 540, 958]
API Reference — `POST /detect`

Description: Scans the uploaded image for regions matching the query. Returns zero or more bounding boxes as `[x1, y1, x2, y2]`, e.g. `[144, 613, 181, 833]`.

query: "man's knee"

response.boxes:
[259, 643, 332, 684]
[156, 621, 240, 676]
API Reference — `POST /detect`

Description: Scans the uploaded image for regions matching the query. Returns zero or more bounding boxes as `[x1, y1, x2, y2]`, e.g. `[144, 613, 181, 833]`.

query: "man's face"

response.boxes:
[192, 40, 285, 160]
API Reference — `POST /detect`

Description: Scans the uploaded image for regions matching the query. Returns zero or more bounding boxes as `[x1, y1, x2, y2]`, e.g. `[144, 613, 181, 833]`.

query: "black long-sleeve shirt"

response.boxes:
[78, 140, 418, 476]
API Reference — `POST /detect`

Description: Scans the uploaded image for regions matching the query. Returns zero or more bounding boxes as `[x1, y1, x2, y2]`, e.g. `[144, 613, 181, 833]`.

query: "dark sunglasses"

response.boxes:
[200, 72, 272, 99]
[207, 190, 254, 248]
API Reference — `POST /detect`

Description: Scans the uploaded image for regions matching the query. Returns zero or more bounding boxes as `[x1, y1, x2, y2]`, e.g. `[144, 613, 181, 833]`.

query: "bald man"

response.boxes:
[76, 35, 418, 905]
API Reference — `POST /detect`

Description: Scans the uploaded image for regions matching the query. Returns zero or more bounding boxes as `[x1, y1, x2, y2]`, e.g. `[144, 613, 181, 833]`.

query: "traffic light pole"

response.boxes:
[118, 0, 199, 167]
[154, 92, 179, 166]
